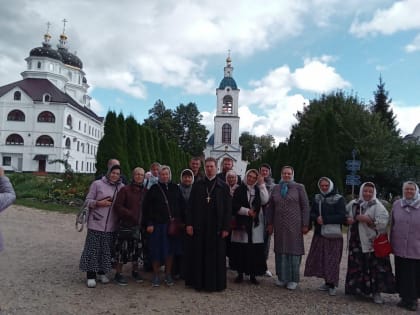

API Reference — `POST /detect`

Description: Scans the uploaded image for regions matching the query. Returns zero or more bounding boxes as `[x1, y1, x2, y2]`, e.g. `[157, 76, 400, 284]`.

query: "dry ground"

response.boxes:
[0, 205, 414, 315]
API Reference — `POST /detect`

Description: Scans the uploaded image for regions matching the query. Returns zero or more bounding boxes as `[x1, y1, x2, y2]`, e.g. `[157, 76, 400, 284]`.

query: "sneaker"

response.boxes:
[328, 287, 337, 296]
[286, 282, 298, 290]
[165, 274, 174, 286]
[264, 270, 273, 277]
[86, 279, 96, 288]
[318, 283, 330, 291]
[132, 271, 144, 283]
[373, 293, 384, 304]
[152, 275, 160, 287]
[98, 274, 110, 284]
[114, 273, 128, 286]
[275, 279, 286, 287]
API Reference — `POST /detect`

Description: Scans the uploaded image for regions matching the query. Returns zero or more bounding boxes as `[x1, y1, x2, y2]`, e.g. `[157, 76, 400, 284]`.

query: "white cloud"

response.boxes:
[405, 33, 420, 52]
[392, 102, 420, 136]
[350, 0, 420, 37]
[89, 98, 105, 116]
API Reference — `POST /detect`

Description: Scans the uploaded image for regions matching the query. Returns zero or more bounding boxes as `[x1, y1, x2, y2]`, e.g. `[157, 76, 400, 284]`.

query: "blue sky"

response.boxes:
[1, 0, 419, 143]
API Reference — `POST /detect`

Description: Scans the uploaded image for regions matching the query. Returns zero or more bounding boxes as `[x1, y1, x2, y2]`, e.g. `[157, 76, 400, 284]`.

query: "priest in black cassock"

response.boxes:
[185, 157, 232, 291]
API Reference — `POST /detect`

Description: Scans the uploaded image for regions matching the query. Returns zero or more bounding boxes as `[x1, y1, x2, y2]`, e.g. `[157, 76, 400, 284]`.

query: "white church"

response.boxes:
[0, 24, 103, 173]
[204, 55, 247, 178]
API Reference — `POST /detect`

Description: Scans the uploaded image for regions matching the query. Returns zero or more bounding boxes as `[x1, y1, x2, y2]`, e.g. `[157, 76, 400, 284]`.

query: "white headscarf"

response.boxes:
[358, 181, 377, 210]
[317, 177, 334, 196]
[401, 181, 420, 208]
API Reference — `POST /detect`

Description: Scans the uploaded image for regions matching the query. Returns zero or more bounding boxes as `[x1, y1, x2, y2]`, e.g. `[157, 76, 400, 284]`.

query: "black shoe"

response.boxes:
[406, 302, 418, 312]
[114, 273, 128, 286]
[234, 274, 243, 283]
[250, 276, 259, 285]
[132, 271, 144, 283]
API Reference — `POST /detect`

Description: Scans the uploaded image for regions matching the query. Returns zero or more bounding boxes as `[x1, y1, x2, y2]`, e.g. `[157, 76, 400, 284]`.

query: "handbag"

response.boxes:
[373, 233, 392, 257]
[75, 201, 89, 232]
[117, 225, 141, 240]
[157, 184, 184, 237]
[318, 200, 342, 239]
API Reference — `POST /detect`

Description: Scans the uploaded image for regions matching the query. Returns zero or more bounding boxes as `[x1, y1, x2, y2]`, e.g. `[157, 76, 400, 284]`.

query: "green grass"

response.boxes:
[15, 198, 79, 213]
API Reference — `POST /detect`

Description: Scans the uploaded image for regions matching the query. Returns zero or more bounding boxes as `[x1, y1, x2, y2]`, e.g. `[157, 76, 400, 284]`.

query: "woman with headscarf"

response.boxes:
[259, 163, 275, 277]
[226, 170, 240, 197]
[345, 182, 395, 304]
[390, 181, 420, 311]
[113, 167, 147, 285]
[142, 165, 182, 287]
[230, 169, 269, 285]
[79, 164, 124, 288]
[266, 166, 310, 290]
[304, 177, 346, 296]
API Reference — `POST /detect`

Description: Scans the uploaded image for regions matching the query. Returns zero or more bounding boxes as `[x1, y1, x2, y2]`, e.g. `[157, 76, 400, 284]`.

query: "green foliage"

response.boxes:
[240, 132, 275, 162]
[8, 173, 94, 212]
[172, 102, 209, 156]
[370, 76, 398, 135]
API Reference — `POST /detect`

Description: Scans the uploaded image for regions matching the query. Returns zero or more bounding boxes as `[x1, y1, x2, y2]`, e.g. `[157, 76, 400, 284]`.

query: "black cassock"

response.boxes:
[185, 177, 231, 291]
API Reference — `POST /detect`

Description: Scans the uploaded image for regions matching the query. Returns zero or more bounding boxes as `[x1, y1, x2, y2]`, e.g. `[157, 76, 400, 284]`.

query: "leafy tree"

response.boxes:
[95, 111, 126, 176]
[143, 99, 175, 142]
[240, 132, 275, 162]
[370, 76, 398, 135]
[172, 102, 209, 156]
[125, 115, 142, 170]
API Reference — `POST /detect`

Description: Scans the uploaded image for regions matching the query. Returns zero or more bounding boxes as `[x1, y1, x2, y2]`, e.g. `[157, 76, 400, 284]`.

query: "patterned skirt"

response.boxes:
[114, 229, 143, 265]
[345, 224, 395, 295]
[304, 234, 343, 286]
[79, 229, 116, 273]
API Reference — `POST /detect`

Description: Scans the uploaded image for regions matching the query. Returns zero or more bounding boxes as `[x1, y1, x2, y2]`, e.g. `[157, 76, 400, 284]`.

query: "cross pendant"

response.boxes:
[206, 196, 211, 203]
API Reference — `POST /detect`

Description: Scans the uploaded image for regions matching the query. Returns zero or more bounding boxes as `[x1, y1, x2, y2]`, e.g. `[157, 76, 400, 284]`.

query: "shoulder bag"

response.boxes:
[75, 201, 89, 232]
[373, 233, 392, 257]
[157, 184, 183, 237]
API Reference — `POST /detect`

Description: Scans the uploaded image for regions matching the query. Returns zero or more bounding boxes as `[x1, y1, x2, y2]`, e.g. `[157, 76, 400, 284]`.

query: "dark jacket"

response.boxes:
[142, 182, 182, 226]
[310, 191, 346, 235]
[232, 183, 261, 230]
[113, 182, 147, 228]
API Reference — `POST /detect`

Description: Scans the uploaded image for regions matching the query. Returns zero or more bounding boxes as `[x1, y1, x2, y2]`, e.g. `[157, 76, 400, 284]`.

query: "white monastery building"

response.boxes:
[0, 24, 103, 173]
[204, 55, 247, 178]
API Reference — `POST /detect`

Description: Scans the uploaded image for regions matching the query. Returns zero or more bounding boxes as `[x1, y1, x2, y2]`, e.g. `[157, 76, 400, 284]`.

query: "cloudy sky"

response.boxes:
[1, 0, 420, 143]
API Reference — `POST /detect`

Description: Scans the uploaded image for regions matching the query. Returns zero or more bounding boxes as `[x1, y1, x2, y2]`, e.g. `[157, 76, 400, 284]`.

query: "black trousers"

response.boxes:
[395, 255, 420, 301]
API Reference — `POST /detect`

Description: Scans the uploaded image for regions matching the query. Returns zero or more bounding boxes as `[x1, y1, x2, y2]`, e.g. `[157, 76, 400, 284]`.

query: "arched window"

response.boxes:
[43, 93, 51, 102]
[222, 95, 233, 114]
[66, 115, 72, 127]
[5, 134, 24, 145]
[36, 135, 54, 147]
[7, 109, 25, 121]
[37, 111, 55, 123]
[37, 61, 42, 69]
[222, 123, 232, 144]
[65, 138, 71, 149]
[13, 91, 21, 101]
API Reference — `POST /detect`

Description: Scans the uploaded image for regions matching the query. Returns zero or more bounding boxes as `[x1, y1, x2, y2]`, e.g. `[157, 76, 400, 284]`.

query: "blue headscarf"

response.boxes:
[279, 166, 295, 197]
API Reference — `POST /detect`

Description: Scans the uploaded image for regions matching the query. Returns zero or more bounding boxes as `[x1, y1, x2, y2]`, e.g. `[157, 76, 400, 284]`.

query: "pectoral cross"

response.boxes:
[206, 196, 211, 203]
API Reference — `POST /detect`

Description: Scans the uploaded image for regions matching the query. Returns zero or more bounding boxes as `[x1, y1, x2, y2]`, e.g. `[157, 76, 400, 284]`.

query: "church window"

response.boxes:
[222, 95, 233, 114]
[66, 115, 72, 128]
[222, 123, 232, 144]
[65, 138, 71, 149]
[37, 61, 42, 69]
[43, 93, 51, 102]
[38, 111, 55, 123]
[7, 109, 25, 121]
[13, 91, 21, 101]
[36, 135, 54, 147]
[2, 156, 11, 166]
[6, 134, 24, 145]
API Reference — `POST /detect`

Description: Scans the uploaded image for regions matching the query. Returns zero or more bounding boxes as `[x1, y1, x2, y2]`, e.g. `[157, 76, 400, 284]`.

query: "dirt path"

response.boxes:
[0, 205, 411, 315]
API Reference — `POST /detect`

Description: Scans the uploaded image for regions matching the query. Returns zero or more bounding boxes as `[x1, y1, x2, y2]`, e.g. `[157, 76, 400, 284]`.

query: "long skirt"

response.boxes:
[304, 234, 343, 286]
[148, 223, 182, 264]
[79, 229, 115, 273]
[345, 224, 395, 295]
[230, 242, 267, 276]
[114, 228, 143, 265]
[275, 254, 302, 283]
[395, 256, 420, 301]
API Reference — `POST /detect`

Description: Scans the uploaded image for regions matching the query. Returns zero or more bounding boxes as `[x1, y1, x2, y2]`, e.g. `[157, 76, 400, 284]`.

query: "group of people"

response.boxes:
[79, 158, 420, 312]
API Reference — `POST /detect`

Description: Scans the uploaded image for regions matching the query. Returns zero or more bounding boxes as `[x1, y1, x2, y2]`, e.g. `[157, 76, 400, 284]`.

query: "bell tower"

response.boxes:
[204, 53, 247, 177]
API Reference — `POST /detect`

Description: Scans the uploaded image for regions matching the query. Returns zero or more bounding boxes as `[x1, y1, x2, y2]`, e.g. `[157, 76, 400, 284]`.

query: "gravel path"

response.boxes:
[0, 205, 413, 315]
